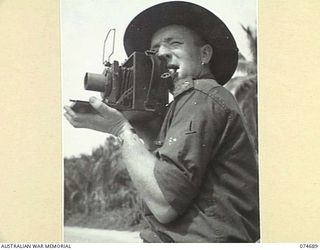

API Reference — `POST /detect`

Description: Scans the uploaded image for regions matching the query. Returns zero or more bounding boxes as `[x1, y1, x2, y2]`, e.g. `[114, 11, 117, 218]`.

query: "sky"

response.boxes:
[61, 0, 257, 157]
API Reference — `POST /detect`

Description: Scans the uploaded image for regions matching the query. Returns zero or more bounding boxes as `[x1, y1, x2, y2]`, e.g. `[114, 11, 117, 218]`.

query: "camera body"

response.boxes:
[82, 51, 171, 121]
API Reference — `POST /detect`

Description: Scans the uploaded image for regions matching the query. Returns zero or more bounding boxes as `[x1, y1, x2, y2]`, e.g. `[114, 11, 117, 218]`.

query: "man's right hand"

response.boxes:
[64, 96, 130, 136]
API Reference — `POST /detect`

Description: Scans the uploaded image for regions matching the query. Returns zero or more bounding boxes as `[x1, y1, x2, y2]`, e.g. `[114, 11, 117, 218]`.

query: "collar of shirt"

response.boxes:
[171, 73, 216, 98]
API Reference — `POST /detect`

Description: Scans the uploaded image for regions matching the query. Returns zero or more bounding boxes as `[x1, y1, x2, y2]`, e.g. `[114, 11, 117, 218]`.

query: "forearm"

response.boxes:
[119, 124, 178, 223]
[65, 97, 176, 222]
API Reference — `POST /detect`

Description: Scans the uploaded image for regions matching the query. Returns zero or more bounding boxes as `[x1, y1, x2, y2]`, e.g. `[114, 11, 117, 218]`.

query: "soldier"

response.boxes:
[64, 1, 259, 242]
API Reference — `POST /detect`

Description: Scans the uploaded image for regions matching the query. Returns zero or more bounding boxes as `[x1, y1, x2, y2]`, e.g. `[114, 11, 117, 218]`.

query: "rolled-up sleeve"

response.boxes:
[154, 90, 228, 215]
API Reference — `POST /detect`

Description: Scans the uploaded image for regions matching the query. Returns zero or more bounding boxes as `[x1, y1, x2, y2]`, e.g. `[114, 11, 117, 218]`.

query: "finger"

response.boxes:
[64, 112, 71, 121]
[64, 105, 93, 121]
[89, 96, 115, 114]
[64, 112, 76, 126]
[64, 112, 86, 128]
[64, 105, 77, 117]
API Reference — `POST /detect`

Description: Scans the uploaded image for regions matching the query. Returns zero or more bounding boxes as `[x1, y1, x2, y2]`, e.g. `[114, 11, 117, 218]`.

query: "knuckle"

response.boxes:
[73, 116, 80, 122]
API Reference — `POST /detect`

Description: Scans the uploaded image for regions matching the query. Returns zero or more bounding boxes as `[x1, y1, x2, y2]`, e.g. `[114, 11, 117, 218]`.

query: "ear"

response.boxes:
[200, 44, 213, 64]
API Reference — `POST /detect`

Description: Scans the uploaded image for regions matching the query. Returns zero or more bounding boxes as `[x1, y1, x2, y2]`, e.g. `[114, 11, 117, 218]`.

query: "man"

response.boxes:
[64, 1, 259, 242]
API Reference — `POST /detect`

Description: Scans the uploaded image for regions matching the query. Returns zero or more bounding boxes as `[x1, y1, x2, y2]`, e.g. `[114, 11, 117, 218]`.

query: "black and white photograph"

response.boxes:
[61, 0, 258, 243]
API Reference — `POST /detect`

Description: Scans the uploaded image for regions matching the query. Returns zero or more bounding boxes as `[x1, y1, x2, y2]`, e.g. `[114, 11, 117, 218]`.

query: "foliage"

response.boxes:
[64, 136, 142, 229]
[224, 25, 258, 153]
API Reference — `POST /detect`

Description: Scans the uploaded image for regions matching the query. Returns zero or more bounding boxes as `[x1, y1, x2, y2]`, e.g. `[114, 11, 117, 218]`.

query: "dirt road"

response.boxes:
[64, 227, 142, 243]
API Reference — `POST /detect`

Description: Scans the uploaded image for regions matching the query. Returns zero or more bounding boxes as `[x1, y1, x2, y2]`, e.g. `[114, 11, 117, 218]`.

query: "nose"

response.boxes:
[157, 44, 172, 61]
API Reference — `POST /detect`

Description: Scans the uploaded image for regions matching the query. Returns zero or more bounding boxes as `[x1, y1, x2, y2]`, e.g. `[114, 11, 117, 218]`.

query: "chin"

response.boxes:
[173, 74, 195, 82]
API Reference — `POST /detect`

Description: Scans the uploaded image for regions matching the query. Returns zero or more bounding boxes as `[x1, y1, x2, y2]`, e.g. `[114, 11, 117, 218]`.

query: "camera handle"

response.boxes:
[102, 28, 116, 66]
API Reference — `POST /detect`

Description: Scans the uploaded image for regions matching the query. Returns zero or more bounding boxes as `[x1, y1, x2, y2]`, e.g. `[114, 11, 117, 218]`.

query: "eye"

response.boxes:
[170, 40, 183, 47]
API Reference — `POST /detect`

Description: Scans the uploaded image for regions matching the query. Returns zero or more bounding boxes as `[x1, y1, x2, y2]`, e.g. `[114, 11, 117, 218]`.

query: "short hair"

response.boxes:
[187, 27, 208, 47]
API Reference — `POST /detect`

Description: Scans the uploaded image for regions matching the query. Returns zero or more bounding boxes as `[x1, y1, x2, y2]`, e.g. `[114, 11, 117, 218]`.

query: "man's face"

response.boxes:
[151, 25, 204, 82]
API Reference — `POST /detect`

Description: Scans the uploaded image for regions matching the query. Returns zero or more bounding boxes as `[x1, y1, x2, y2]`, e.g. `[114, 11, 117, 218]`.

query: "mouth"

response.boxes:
[167, 64, 179, 78]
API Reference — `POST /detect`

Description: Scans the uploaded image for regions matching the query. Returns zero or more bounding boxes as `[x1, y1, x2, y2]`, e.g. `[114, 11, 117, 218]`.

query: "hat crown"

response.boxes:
[124, 1, 238, 84]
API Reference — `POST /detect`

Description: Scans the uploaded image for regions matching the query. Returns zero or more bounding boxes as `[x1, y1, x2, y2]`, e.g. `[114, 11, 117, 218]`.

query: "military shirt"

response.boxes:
[140, 77, 260, 242]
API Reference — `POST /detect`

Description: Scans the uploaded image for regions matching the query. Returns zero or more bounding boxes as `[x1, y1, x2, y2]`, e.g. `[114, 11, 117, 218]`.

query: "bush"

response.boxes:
[64, 136, 142, 229]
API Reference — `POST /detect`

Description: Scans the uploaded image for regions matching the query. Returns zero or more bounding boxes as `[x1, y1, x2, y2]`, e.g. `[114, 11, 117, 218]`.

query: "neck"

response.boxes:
[196, 66, 214, 80]
[196, 65, 213, 79]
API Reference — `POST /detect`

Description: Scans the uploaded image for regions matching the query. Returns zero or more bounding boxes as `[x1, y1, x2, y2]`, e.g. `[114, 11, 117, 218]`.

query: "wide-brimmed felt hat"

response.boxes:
[124, 1, 239, 85]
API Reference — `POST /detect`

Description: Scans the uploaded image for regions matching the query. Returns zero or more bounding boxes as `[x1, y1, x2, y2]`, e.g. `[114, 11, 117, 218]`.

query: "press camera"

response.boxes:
[71, 49, 172, 121]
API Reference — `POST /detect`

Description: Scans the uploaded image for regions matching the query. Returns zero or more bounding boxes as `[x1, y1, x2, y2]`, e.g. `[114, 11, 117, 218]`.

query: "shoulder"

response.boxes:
[171, 78, 241, 124]
[193, 79, 241, 114]
[171, 79, 228, 124]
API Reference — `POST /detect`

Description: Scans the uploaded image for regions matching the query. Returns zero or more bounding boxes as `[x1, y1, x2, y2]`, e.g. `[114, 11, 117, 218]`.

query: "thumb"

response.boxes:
[89, 96, 107, 113]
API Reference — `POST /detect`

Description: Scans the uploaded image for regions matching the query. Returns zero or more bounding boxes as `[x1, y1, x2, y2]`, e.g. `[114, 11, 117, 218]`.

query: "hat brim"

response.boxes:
[124, 1, 238, 85]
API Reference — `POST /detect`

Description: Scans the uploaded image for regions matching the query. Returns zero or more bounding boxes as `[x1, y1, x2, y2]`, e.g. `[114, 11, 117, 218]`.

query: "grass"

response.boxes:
[65, 208, 146, 231]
